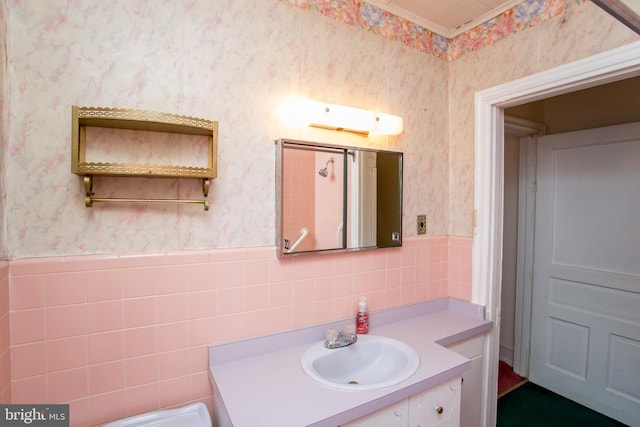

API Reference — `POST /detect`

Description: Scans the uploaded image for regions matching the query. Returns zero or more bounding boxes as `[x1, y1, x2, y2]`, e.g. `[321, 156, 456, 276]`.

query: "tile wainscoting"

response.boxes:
[3, 235, 471, 426]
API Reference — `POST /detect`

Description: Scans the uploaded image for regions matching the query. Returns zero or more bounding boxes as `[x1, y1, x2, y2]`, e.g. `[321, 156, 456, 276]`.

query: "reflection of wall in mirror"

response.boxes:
[315, 153, 344, 249]
[377, 153, 401, 246]
[282, 149, 316, 252]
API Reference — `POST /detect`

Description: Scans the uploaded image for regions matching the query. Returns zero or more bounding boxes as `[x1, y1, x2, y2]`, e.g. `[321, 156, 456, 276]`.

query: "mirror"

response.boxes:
[276, 139, 402, 256]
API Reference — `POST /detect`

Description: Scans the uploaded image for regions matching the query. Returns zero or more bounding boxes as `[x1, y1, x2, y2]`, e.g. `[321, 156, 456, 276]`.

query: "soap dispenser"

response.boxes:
[355, 296, 369, 334]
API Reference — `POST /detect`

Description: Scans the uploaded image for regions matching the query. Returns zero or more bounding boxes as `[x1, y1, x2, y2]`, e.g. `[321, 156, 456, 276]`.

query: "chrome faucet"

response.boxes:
[324, 325, 357, 349]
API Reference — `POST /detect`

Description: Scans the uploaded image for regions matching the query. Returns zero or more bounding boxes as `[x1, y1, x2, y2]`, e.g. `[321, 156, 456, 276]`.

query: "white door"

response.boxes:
[529, 122, 640, 426]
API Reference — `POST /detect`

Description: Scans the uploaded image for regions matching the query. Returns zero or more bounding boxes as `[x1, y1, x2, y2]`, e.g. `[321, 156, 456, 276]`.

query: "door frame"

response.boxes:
[472, 40, 640, 427]
[504, 116, 545, 377]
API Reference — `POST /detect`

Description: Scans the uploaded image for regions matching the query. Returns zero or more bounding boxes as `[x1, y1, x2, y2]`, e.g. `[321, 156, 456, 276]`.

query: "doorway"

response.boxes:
[473, 40, 640, 427]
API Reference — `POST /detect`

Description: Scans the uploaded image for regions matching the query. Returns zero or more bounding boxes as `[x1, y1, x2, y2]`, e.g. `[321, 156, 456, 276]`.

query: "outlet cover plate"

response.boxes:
[417, 215, 426, 235]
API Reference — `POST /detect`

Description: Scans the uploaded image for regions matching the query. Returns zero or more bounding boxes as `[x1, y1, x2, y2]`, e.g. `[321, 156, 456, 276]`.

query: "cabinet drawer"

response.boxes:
[408, 376, 461, 427]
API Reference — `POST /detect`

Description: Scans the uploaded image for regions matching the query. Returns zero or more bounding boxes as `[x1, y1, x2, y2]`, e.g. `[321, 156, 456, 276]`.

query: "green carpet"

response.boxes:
[497, 382, 628, 427]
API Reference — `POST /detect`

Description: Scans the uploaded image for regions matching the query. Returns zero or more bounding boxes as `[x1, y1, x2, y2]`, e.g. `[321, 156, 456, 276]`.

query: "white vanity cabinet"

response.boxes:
[446, 335, 485, 427]
[342, 376, 461, 427]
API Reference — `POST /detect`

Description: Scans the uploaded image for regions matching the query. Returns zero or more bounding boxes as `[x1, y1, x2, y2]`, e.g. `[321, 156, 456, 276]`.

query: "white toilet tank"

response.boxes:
[102, 403, 211, 427]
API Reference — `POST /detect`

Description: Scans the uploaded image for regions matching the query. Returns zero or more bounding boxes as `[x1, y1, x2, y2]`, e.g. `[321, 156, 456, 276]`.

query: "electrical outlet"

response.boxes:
[417, 215, 426, 235]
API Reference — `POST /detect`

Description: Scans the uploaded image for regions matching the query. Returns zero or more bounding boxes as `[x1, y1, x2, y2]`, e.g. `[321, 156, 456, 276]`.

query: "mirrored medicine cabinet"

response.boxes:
[276, 138, 403, 257]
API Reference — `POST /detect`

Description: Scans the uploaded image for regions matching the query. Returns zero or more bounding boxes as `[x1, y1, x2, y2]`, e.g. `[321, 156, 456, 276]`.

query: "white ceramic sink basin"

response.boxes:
[300, 334, 419, 391]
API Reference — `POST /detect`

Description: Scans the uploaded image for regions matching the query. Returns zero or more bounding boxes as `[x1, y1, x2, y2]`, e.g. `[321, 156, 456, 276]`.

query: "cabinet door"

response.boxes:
[447, 335, 485, 427]
[341, 399, 409, 427]
[408, 377, 461, 427]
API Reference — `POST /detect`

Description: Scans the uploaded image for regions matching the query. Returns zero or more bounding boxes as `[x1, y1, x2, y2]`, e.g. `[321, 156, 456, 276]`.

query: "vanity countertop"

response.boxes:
[208, 298, 493, 427]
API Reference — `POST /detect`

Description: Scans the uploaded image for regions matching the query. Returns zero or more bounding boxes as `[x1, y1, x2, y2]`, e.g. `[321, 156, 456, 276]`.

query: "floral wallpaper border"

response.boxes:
[282, 0, 587, 61]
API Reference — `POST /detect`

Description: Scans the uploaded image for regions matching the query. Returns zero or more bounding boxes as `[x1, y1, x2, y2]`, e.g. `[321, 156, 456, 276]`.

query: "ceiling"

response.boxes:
[365, 0, 525, 38]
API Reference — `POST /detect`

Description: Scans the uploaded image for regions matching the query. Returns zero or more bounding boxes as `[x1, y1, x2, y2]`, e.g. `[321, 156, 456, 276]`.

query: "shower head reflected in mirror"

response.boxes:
[318, 157, 335, 177]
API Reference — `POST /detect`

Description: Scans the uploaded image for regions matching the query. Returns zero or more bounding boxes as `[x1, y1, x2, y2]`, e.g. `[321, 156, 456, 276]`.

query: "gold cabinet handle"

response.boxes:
[435, 406, 444, 415]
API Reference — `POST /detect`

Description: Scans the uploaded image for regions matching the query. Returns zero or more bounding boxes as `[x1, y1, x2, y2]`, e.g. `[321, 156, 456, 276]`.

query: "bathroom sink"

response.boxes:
[300, 334, 419, 391]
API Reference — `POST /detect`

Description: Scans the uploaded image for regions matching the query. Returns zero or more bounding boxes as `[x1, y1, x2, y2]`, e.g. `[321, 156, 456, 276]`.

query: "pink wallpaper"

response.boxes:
[2, 0, 450, 258]
[5, 237, 466, 425]
[446, 1, 640, 235]
[284, 0, 589, 60]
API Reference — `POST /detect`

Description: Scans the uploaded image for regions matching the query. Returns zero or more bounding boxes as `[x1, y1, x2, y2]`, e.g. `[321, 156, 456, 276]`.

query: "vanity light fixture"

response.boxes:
[282, 97, 403, 136]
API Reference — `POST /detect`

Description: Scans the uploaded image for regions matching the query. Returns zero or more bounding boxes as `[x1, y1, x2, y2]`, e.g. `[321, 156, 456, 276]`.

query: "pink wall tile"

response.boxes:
[88, 360, 125, 395]
[10, 309, 46, 344]
[190, 372, 212, 400]
[122, 268, 156, 298]
[218, 313, 246, 343]
[87, 300, 123, 333]
[126, 384, 159, 416]
[244, 310, 269, 338]
[11, 375, 47, 403]
[124, 326, 159, 358]
[0, 275, 8, 322]
[89, 390, 126, 426]
[209, 248, 248, 262]
[86, 270, 122, 302]
[158, 349, 190, 380]
[10, 342, 46, 378]
[312, 256, 335, 278]
[47, 336, 88, 372]
[269, 306, 293, 332]
[165, 250, 209, 266]
[2, 298, 12, 404]
[10, 258, 65, 276]
[292, 303, 314, 329]
[188, 318, 217, 347]
[269, 259, 293, 283]
[88, 331, 124, 365]
[46, 272, 86, 306]
[187, 291, 216, 320]
[158, 322, 189, 352]
[65, 254, 119, 272]
[68, 398, 91, 427]
[333, 256, 352, 275]
[292, 279, 313, 304]
[10, 275, 45, 309]
[119, 253, 165, 269]
[188, 347, 209, 374]
[217, 288, 244, 315]
[292, 258, 315, 280]
[269, 282, 292, 308]
[46, 305, 87, 339]
[156, 265, 189, 295]
[125, 355, 158, 387]
[245, 259, 269, 285]
[158, 293, 189, 323]
[217, 261, 244, 288]
[48, 367, 88, 402]
[188, 263, 217, 292]
[123, 297, 157, 328]
[158, 377, 190, 408]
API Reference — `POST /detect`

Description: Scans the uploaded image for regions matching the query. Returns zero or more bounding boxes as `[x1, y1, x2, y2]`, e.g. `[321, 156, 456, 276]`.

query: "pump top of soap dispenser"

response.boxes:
[358, 296, 367, 312]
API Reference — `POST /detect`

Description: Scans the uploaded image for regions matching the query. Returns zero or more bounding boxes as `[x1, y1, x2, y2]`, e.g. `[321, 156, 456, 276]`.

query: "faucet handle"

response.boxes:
[325, 327, 338, 343]
[344, 323, 356, 336]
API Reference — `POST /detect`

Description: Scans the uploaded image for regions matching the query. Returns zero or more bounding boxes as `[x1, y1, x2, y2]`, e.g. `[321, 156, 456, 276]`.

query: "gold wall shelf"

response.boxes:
[71, 106, 218, 210]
